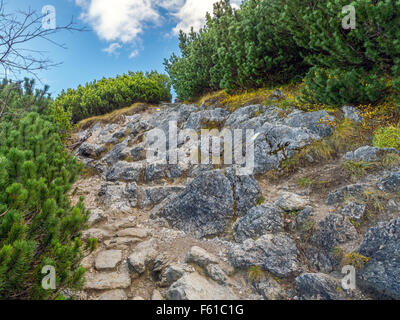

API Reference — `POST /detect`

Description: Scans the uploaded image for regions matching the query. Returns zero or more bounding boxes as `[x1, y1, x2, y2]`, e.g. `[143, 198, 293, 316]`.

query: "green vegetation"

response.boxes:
[166, 0, 400, 108]
[342, 252, 371, 269]
[256, 196, 266, 206]
[53, 71, 172, 125]
[372, 126, 400, 150]
[0, 79, 52, 118]
[248, 265, 263, 281]
[0, 80, 96, 299]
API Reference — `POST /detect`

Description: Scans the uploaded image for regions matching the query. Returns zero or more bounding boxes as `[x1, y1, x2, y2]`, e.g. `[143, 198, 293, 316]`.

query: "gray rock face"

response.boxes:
[102, 140, 129, 165]
[253, 122, 318, 174]
[106, 161, 143, 182]
[99, 182, 138, 211]
[296, 273, 344, 300]
[139, 185, 185, 209]
[226, 168, 261, 216]
[342, 106, 362, 123]
[234, 205, 284, 242]
[225, 104, 266, 129]
[344, 146, 399, 162]
[326, 184, 368, 205]
[158, 170, 235, 238]
[341, 202, 366, 221]
[78, 143, 106, 158]
[229, 233, 300, 278]
[358, 218, 400, 299]
[377, 171, 400, 193]
[307, 214, 358, 272]
[296, 206, 314, 227]
[161, 264, 187, 286]
[184, 108, 230, 131]
[167, 272, 237, 300]
[284, 110, 335, 137]
[252, 277, 287, 300]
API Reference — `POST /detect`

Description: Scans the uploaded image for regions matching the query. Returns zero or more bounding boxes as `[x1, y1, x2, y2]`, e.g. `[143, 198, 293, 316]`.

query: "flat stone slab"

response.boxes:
[85, 270, 131, 290]
[95, 250, 123, 270]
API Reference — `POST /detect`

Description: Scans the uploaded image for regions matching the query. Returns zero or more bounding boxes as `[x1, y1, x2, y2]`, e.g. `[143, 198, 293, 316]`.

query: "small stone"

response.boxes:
[128, 240, 157, 274]
[274, 192, 309, 211]
[185, 246, 218, 268]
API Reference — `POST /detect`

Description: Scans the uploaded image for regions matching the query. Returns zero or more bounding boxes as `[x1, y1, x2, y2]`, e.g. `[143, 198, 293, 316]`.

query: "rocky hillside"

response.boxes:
[70, 100, 400, 300]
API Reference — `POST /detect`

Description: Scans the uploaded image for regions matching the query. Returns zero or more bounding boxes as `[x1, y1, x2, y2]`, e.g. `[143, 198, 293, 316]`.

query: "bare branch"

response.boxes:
[0, 2, 88, 79]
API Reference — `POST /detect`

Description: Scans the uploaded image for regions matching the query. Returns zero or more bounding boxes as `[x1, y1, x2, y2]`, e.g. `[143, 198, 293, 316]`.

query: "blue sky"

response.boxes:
[5, 0, 240, 97]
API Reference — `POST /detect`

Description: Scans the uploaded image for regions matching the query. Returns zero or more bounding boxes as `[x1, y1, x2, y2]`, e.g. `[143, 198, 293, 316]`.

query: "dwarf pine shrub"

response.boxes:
[0, 112, 91, 299]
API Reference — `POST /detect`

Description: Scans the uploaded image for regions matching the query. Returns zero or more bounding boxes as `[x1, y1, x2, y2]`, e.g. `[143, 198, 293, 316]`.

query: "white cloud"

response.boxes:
[129, 49, 139, 59]
[75, 0, 242, 54]
[172, 0, 241, 35]
[102, 42, 122, 55]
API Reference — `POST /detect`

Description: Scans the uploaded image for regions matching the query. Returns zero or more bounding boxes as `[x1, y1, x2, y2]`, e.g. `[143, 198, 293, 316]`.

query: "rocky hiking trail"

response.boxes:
[70, 102, 400, 300]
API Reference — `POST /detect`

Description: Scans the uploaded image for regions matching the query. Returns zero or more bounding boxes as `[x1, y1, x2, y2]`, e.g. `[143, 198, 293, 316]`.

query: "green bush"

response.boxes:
[54, 71, 172, 123]
[373, 125, 400, 150]
[282, 0, 400, 105]
[166, 0, 400, 105]
[0, 78, 52, 118]
[165, 0, 305, 100]
[301, 67, 388, 106]
[0, 112, 91, 299]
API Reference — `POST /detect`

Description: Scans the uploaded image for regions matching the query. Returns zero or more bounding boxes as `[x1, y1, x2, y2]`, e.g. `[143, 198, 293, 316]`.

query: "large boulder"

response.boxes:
[234, 205, 284, 242]
[167, 272, 237, 300]
[358, 218, 400, 299]
[284, 110, 335, 137]
[296, 273, 345, 300]
[307, 214, 358, 272]
[229, 233, 300, 278]
[157, 170, 235, 238]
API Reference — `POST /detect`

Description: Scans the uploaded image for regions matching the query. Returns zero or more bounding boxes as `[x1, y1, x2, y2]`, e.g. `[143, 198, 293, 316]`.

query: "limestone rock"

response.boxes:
[167, 272, 237, 300]
[234, 205, 284, 242]
[358, 218, 400, 299]
[296, 273, 345, 300]
[229, 233, 300, 278]
[95, 250, 123, 271]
